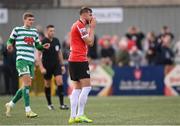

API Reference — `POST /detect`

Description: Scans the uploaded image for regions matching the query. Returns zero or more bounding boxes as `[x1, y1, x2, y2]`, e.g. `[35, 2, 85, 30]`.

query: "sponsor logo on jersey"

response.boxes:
[24, 37, 34, 46]
[79, 28, 88, 36]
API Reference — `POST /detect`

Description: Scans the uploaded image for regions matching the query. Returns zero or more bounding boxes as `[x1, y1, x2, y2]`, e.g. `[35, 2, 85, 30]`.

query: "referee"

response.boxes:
[38, 25, 68, 110]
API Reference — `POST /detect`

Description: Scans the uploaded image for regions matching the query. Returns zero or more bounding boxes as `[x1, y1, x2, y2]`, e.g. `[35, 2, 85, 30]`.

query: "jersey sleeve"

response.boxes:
[35, 31, 41, 43]
[7, 27, 17, 45]
[35, 31, 44, 51]
[77, 24, 89, 39]
[10, 28, 18, 40]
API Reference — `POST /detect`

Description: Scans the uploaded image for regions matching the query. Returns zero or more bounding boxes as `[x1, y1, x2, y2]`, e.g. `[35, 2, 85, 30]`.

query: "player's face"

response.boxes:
[84, 11, 93, 24]
[24, 17, 35, 27]
[47, 28, 55, 38]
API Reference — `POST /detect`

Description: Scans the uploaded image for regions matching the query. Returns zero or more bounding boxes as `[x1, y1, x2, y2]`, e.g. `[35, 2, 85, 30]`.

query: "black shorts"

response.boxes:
[43, 63, 62, 80]
[68, 61, 90, 81]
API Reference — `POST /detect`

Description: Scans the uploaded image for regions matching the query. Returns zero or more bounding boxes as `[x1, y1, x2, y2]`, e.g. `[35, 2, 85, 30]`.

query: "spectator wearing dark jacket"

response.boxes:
[155, 34, 174, 65]
[157, 26, 174, 43]
[143, 32, 158, 65]
[125, 26, 145, 50]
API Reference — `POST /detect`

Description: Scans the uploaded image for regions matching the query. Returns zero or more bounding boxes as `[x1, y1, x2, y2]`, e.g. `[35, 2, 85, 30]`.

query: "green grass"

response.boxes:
[0, 96, 180, 125]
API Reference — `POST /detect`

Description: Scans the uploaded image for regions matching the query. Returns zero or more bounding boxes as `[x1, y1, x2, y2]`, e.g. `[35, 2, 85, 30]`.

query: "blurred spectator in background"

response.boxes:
[62, 32, 70, 61]
[155, 34, 174, 65]
[110, 35, 119, 52]
[129, 45, 146, 67]
[125, 26, 145, 50]
[2, 42, 18, 95]
[143, 32, 157, 65]
[99, 35, 115, 65]
[88, 34, 98, 60]
[116, 38, 130, 66]
[174, 39, 180, 64]
[157, 26, 174, 43]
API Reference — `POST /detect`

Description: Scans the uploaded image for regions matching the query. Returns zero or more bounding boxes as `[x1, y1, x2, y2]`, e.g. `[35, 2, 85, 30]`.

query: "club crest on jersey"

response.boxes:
[79, 28, 88, 36]
[22, 67, 27, 72]
[24, 37, 34, 46]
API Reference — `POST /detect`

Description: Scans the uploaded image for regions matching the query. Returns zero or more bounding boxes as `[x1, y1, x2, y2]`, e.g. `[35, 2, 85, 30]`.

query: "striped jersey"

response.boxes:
[8, 26, 40, 63]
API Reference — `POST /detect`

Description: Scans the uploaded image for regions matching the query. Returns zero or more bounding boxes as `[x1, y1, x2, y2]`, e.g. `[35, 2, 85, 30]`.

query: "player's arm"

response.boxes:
[35, 41, 50, 51]
[35, 41, 44, 51]
[7, 28, 17, 52]
[35, 32, 50, 51]
[82, 29, 95, 47]
[81, 18, 96, 47]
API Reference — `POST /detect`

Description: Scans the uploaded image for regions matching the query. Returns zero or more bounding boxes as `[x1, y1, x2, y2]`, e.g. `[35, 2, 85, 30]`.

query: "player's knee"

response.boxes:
[21, 74, 32, 85]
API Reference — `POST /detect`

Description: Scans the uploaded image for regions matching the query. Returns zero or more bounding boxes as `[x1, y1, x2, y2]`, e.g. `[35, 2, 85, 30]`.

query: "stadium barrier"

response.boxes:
[67, 64, 165, 96]
[17, 64, 180, 96]
[113, 66, 164, 95]
[164, 65, 180, 96]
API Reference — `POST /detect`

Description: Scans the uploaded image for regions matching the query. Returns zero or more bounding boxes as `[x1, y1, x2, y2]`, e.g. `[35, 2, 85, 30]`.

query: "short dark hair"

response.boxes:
[163, 26, 168, 30]
[80, 7, 92, 15]
[23, 12, 34, 20]
[162, 33, 171, 38]
[46, 25, 55, 29]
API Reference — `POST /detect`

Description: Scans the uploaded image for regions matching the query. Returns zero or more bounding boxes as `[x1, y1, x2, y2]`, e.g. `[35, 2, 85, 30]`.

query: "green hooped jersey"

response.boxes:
[7, 26, 44, 63]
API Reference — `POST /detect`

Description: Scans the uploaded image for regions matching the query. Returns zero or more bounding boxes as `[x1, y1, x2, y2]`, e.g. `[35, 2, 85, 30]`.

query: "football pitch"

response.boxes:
[0, 96, 180, 125]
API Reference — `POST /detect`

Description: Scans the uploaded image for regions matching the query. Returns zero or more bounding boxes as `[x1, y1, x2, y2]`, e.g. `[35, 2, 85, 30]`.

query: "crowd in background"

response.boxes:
[85, 25, 176, 67]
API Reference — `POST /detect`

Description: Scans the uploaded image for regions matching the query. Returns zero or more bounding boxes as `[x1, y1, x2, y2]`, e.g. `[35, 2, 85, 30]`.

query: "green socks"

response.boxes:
[10, 86, 31, 112]
[12, 88, 23, 104]
[22, 86, 30, 107]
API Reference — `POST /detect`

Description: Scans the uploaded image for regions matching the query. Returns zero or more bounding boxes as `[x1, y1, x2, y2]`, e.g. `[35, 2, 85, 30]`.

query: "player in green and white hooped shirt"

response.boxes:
[5, 12, 50, 118]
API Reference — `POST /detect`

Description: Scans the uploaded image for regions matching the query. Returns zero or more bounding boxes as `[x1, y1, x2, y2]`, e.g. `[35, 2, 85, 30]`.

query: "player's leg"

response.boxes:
[76, 78, 92, 123]
[5, 88, 23, 117]
[5, 60, 26, 117]
[76, 62, 92, 123]
[44, 79, 54, 110]
[68, 62, 82, 124]
[22, 63, 37, 118]
[54, 75, 68, 109]
[69, 81, 82, 124]
[21, 75, 31, 108]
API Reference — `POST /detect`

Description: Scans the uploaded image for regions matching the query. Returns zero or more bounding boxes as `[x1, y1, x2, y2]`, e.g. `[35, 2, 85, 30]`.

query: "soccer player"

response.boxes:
[37, 25, 69, 110]
[5, 12, 50, 118]
[68, 7, 96, 124]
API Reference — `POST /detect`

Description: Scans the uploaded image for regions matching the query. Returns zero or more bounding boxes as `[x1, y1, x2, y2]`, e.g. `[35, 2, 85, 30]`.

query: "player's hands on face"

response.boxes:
[40, 67, 47, 74]
[7, 45, 14, 52]
[61, 66, 66, 74]
[43, 43, 50, 49]
[90, 17, 96, 29]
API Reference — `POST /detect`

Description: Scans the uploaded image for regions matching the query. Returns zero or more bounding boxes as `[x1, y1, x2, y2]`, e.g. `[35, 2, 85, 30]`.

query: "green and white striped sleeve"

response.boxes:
[7, 27, 17, 45]
[34, 31, 44, 51]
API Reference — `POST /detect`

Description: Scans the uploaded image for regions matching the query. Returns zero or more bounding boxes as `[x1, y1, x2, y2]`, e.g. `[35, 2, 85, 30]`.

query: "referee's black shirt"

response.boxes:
[42, 37, 61, 66]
